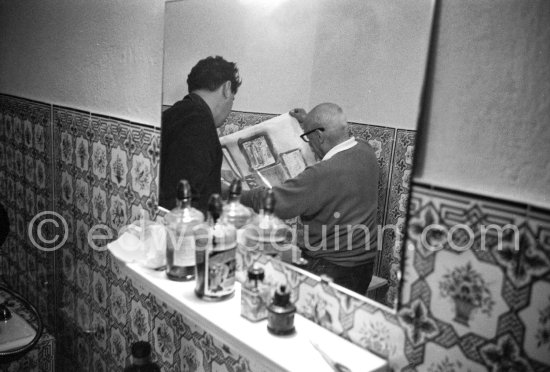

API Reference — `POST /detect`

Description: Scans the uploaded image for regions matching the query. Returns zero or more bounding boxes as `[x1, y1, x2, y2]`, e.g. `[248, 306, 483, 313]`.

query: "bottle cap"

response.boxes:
[208, 194, 223, 222]
[247, 266, 265, 282]
[131, 341, 151, 359]
[229, 179, 242, 197]
[272, 284, 290, 307]
[176, 179, 192, 201]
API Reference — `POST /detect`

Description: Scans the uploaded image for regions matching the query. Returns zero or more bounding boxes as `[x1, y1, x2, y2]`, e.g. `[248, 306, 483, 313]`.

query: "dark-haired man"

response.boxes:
[159, 56, 242, 212]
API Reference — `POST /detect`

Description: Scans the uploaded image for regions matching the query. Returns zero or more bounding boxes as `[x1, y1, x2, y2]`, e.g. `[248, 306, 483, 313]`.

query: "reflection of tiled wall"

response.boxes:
[0, 95, 57, 333]
[220, 113, 415, 307]
[398, 184, 550, 371]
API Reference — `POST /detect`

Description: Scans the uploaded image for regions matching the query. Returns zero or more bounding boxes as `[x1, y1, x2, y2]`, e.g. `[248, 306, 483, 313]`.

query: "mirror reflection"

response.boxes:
[160, 0, 434, 308]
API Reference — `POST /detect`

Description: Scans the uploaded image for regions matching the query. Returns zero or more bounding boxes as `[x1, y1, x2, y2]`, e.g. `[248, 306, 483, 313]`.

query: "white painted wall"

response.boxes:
[414, 0, 550, 209]
[163, 0, 434, 130]
[0, 0, 164, 126]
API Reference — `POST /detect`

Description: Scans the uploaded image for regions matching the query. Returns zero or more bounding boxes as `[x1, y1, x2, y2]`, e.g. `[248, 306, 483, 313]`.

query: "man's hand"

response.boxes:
[289, 108, 307, 124]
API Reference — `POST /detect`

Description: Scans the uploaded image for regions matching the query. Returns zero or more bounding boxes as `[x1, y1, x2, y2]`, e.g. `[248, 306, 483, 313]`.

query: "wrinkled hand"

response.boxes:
[289, 108, 307, 124]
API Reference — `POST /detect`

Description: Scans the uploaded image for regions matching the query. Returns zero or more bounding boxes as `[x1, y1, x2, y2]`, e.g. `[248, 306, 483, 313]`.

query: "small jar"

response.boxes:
[267, 285, 296, 335]
[241, 266, 268, 322]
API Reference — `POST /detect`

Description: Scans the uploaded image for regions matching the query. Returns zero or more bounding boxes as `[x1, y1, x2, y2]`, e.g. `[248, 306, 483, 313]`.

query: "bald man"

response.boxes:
[241, 103, 379, 295]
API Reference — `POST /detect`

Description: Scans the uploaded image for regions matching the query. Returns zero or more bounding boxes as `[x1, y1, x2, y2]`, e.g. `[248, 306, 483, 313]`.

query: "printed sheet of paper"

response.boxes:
[219, 113, 317, 189]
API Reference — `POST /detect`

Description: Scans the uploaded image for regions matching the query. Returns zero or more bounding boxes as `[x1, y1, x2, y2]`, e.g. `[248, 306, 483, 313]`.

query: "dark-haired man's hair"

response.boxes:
[187, 56, 242, 94]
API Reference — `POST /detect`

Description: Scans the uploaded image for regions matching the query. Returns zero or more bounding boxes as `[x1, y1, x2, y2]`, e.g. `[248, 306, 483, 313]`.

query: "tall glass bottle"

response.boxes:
[164, 180, 204, 281]
[243, 189, 288, 257]
[195, 194, 237, 301]
[222, 179, 252, 229]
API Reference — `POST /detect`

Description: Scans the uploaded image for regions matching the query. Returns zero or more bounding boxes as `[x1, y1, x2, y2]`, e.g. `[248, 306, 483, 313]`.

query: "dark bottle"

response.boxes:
[164, 180, 204, 281]
[267, 284, 296, 336]
[123, 341, 161, 372]
[222, 179, 252, 229]
[195, 194, 237, 301]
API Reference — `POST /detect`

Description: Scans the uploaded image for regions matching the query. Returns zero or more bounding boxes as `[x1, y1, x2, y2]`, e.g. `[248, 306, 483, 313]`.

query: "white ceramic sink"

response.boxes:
[0, 295, 36, 352]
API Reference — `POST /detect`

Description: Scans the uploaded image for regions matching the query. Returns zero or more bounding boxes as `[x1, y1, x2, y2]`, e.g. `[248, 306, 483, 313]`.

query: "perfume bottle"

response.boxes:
[267, 284, 296, 335]
[243, 189, 288, 257]
[240, 266, 268, 322]
[164, 180, 204, 281]
[194, 194, 238, 301]
[222, 179, 252, 229]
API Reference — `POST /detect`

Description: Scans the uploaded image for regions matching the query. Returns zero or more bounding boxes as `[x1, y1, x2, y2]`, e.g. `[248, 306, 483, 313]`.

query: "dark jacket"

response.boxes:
[159, 93, 222, 213]
[0, 202, 9, 247]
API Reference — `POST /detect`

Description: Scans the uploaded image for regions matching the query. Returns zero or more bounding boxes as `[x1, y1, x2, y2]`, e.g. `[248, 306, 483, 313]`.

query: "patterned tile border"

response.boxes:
[399, 183, 550, 371]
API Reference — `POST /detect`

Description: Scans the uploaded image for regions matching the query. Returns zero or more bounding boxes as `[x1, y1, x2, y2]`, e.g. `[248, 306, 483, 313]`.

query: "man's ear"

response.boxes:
[222, 81, 232, 98]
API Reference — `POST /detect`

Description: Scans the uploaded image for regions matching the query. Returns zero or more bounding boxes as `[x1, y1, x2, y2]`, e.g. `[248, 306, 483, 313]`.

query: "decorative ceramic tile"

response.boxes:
[109, 326, 128, 368]
[348, 123, 395, 226]
[92, 270, 108, 309]
[428, 250, 507, 338]
[480, 333, 534, 372]
[401, 184, 550, 371]
[519, 280, 550, 365]
[376, 130, 415, 307]
[419, 343, 486, 371]
[110, 283, 128, 325]
[129, 297, 151, 340]
[153, 315, 176, 365]
[218, 111, 277, 137]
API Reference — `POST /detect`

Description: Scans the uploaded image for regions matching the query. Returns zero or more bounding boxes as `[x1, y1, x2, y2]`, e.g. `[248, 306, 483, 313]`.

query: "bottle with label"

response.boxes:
[222, 179, 252, 229]
[242, 189, 288, 257]
[195, 194, 237, 301]
[123, 341, 161, 372]
[164, 180, 204, 281]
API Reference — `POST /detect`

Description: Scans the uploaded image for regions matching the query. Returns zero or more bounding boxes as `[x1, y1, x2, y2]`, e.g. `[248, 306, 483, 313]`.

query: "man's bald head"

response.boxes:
[303, 103, 350, 158]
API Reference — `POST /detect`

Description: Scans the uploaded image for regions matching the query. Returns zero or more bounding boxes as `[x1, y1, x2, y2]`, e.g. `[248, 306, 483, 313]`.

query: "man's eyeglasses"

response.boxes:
[300, 127, 325, 143]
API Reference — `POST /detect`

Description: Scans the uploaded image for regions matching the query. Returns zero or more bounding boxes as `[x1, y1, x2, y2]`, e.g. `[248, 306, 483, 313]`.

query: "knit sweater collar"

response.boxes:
[322, 137, 357, 161]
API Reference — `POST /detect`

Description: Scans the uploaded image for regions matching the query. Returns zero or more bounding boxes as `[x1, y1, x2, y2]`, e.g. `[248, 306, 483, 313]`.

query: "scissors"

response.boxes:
[310, 340, 352, 372]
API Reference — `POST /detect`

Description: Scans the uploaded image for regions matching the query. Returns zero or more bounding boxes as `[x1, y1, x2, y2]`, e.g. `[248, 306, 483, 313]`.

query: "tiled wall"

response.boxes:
[6, 94, 547, 372]
[0, 95, 414, 370]
[398, 184, 550, 371]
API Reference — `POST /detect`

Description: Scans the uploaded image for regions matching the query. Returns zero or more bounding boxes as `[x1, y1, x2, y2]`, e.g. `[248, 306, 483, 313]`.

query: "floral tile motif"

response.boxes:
[480, 333, 533, 372]
[92, 270, 108, 309]
[129, 298, 151, 340]
[428, 250, 507, 338]
[348, 123, 395, 228]
[91, 309, 109, 352]
[296, 281, 345, 334]
[109, 326, 128, 368]
[153, 316, 176, 365]
[110, 283, 128, 325]
[348, 308, 406, 369]
[402, 184, 550, 371]
[519, 280, 550, 365]
[418, 343, 486, 371]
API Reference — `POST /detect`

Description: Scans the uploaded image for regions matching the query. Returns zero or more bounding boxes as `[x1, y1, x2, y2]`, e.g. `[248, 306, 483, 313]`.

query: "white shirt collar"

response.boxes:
[322, 137, 357, 161]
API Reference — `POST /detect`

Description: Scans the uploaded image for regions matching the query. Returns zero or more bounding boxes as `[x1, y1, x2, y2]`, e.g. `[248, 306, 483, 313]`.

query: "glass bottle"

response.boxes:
[194, 194, 237, 301]
[164, 179, 204, 281]
[243, 189, 288, 257]
[222, 179, 252, 229]
[267, 284, 296, 336]
[240, 266, 268, 322]
[123, 341, 161, 372]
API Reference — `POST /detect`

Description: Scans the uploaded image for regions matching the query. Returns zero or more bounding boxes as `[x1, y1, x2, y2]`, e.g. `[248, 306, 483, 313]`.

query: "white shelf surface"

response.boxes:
[122, 261, 388, 372]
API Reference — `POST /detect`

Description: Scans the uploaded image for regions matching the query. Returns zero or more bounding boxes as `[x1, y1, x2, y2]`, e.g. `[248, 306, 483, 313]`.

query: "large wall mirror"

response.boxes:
[161, 0, 434, 309]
